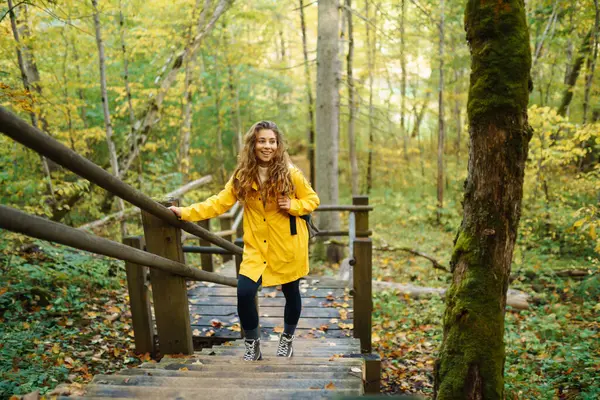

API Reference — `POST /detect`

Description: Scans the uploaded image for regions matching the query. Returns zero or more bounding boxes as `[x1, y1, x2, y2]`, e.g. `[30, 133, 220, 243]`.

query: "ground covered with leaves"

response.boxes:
[0, 238, 148, 398]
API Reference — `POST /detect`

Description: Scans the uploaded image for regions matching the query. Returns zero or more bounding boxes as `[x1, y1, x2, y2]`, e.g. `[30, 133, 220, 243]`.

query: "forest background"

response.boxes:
[0, 0, 599, 398]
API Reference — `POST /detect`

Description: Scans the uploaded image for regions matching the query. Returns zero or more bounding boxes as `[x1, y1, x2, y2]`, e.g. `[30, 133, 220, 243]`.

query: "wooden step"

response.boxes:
[91, 375, 361, 389]
[81, 385, 362, 399]
[188, 296, 352, 307]
[138, 362, 360, 373]
[188, 305, 354, 318]
[155, 355, 364, 366]
[117, 368, 362, 380]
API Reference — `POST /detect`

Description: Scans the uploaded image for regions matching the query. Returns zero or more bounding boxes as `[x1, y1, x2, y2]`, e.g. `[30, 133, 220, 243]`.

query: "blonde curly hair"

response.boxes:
[232, 121, 294, 202]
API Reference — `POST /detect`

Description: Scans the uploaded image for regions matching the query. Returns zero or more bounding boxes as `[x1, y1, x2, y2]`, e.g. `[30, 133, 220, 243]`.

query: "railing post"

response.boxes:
[353, 237, 373, 353]
[141, 199, 193, 355]
[352, 196, 369, 237]
[220, 216, 233, 263]
[198, 219, 214, 272]
[352, 195, 372, 353]
[123, 236, 155, 357]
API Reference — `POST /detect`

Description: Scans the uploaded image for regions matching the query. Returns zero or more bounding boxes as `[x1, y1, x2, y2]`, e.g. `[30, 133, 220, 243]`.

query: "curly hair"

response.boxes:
[232, 121, 295, 202]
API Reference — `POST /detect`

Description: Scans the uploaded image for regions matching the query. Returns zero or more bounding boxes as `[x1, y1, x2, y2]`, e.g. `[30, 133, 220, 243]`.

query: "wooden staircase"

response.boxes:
[54, 338, 366, 399]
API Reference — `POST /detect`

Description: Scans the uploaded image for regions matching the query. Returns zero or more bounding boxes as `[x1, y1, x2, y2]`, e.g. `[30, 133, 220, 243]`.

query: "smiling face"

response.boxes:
[254, 129, 278, 165]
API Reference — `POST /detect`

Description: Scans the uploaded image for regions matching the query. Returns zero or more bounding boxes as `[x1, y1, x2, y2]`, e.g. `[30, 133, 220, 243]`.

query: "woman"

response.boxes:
[169, 121, 320, 361]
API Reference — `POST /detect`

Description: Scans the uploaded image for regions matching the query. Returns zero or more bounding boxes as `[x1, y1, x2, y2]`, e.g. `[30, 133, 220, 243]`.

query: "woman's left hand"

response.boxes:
[277, 196, 291, 212]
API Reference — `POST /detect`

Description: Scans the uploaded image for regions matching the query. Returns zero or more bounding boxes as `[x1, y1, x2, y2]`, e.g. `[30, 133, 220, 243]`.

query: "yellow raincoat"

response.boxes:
[179, 166, 320, 287]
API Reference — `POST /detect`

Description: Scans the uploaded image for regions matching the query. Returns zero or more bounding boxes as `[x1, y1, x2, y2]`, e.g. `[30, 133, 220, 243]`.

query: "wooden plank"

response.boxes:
[118, 368, 360, 380]
[188, 305, 353, 318]
[139, 362, 359, 373]
[353, 238, 372, 353]
[83, 385, 361, 399]
[190, 316, 352, 329]
[198, 219, 214, 272]
[188, 296, 353, 308]
[142, 200, 193, 355]
[160, 355, 364, 366]
[91, 375, 361, 389]
[186, 286, 349, 298]
[123, 236, 154, 356]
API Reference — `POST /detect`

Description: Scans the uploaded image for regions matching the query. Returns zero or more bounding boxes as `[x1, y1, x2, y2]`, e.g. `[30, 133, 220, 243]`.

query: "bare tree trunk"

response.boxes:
[118, 0, 136, 146]
[558, 29, 592, 116]
[365, 1, 376, 194]
[433, 0, 533, 397]
[92, 0, 125, 237]
[437, 0, 446, 223]
[345, 0, 359, 196]
[316, 0, 340, 230]
[400, 0, 409, 164]
[8, 0, 54, 199]
[299, 0, 316, 184]
[179, 0, 206, 184]
[583, 0, 599, 124]
[531, 0, 558, 70]
[119, 0, 233, 178]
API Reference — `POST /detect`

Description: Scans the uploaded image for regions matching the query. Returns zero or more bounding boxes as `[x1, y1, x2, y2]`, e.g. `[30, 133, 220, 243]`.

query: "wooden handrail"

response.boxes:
[0, 205, 237, 287]
[0, 106, 242, 256]
[315, 205, 374, 212]
[316, 230, 372, 237]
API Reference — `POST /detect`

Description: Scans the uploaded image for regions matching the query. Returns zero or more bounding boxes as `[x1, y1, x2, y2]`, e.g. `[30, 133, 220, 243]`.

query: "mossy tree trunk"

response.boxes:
[433, 0, 533, 398]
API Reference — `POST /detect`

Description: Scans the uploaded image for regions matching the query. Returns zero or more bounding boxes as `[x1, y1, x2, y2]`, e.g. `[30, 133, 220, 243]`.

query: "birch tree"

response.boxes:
[316, 0, 340, 230]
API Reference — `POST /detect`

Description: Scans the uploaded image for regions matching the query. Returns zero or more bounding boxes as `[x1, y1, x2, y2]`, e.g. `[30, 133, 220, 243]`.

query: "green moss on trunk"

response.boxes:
[434, 0, 532, 399]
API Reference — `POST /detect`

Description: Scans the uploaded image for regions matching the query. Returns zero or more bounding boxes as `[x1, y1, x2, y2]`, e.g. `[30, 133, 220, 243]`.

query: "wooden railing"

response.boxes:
[0, 106, 240, 356]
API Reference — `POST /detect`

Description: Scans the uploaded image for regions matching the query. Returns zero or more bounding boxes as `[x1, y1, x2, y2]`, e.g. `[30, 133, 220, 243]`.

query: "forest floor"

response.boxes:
[1, 189, 599, 399]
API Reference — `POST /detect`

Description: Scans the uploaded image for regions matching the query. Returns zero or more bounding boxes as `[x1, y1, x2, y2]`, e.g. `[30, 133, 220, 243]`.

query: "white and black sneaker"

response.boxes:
[243, 338, 262, 361]
[276, 333, 294, 357]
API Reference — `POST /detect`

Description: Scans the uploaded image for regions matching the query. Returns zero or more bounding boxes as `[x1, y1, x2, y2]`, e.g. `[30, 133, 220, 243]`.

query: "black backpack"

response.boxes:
[290, 215, 319, 239]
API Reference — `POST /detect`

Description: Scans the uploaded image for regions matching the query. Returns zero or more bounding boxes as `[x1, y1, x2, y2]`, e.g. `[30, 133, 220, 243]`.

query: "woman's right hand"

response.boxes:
[168, 206, 182, 218]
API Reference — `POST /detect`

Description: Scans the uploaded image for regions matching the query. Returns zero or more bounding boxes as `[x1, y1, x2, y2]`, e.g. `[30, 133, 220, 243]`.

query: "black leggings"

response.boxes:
[237, 275, 302, 331]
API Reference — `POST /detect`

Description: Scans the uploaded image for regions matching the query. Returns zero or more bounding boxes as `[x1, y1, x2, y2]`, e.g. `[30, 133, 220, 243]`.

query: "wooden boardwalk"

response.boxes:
[53, 338, 365, 399]
[188, 261, 354, 343]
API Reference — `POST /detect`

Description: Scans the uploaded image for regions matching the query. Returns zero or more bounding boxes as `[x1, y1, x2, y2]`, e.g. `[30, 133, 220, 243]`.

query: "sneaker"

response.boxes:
[276, 333, 294, 357]
[243, 338, 262, 361]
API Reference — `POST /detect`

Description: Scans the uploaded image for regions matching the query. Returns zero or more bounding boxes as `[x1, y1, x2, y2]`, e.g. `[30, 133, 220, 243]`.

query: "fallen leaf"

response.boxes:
[52, 343, 60, 354]
[273, 326, 284, 333]
[211, 319, 223, 328]
[329, 318, 339, 324]
[192, 360, 203, 365]
[264, 291, 277, 298]
[350, 367, 361, 373]
[193, 329, 201, 336]
[325, 382, 336, 390]
[179, 367, 189, 371]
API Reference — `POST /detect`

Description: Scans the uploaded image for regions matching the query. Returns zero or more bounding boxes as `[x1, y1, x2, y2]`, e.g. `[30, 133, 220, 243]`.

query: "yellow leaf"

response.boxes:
[573, 218, 586, 228]
[179, 367, 189, 371]
[325, 382, 336, 390]
[52, 343, 60, 354]
[273, 326, 284, 333]
[590, 224, 597, 240]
